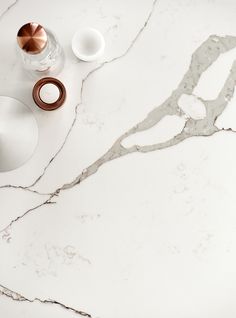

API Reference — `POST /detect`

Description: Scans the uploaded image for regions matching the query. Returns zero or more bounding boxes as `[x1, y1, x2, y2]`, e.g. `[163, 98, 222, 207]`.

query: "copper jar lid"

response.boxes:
[33, 77, 66, 111]
[17, 22, 47, 54]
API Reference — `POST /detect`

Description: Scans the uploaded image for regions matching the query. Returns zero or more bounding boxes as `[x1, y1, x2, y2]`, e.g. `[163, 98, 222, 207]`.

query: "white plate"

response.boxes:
[0, 96, 38, 172]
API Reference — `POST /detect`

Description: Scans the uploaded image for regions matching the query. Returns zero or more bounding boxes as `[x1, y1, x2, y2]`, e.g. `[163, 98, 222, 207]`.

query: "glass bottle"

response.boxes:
[16, 22, 64, 79]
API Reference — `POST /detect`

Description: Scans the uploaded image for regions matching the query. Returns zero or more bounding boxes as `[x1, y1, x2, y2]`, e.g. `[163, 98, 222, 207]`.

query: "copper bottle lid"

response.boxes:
[32, 77, 66, 111]
[17, 22, 47, 54]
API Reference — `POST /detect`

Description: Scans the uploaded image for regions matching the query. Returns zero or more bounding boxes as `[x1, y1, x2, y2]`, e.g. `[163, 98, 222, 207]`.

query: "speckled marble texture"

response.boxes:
[1, 0, 236, 317]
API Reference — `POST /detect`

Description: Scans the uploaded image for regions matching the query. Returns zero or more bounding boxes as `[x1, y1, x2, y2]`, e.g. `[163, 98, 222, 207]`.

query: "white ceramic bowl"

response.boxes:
[72, 27, 105, 62]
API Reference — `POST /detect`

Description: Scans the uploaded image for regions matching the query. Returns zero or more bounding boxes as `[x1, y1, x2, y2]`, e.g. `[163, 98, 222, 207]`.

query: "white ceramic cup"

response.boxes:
[72, 27, 105, 62]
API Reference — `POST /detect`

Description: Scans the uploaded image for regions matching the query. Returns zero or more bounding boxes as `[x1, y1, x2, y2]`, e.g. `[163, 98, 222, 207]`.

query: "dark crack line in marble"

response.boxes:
[0, 184, 52, 196]
[27, 103, 81, 189]
[0, 193, 57, 235]
[0, 284, 91, 317]
[77, 0, 158, 78]
[2, 35, 236, 233]
[0, 0, 18, 21]
[0, 0, 158, 193]
[221, 127, 236, 133]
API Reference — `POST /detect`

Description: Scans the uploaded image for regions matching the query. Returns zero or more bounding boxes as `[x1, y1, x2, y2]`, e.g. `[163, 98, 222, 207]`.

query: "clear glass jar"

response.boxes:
[17, 23, 64, 79]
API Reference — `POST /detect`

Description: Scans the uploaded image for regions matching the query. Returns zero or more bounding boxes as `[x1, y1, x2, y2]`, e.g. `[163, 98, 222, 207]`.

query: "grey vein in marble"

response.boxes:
[0, 283, 91, 317]
[60, 35, 236, 189]
[0, 0, 18, 21]
[1, 34, 236, 236]
[0, 0, 158, 193]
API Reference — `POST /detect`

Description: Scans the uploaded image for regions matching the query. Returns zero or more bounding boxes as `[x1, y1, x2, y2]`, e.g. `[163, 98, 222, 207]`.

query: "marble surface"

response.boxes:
[1, 0, 236, 317]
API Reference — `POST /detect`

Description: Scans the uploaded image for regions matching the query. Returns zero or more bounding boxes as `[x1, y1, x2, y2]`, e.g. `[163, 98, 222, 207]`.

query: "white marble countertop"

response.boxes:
[1, 0, 236, 317]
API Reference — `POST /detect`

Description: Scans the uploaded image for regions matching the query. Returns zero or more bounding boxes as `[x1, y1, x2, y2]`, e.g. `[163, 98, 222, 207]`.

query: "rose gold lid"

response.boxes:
[17, 22, 47, 54]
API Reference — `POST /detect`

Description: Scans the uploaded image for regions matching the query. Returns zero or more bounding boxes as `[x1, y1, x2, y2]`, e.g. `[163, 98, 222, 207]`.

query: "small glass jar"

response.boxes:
[17, 22, 64, 79]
